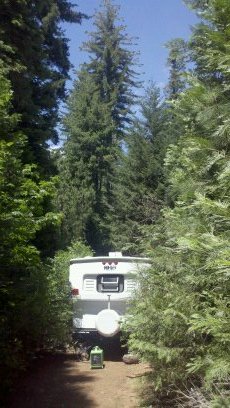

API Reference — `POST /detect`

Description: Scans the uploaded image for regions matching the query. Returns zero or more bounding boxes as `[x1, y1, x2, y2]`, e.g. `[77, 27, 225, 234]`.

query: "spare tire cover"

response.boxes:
[95, 309, 120, 337]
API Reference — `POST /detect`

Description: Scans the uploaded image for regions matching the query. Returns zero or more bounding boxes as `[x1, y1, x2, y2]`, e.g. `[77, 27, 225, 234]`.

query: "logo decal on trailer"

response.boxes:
[102, 261, 118, 271]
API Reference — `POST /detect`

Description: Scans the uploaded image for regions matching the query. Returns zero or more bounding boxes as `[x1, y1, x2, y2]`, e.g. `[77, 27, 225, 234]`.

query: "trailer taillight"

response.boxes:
[71, 288, 79, 296]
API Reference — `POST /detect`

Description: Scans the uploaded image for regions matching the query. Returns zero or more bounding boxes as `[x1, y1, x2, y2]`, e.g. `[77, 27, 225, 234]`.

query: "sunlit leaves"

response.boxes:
[127, 1, 230, 405]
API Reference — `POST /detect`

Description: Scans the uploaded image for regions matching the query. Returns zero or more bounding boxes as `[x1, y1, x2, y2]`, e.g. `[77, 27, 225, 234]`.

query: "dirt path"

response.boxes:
[9, 353, 150, 408]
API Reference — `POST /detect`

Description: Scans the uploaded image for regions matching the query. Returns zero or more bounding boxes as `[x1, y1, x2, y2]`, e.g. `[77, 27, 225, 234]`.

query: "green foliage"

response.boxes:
[165, 38, 188, 99]
[45, 241, 93, 346]
[127, 1, 230, 406]
[58, 72, 117, 251]
[110, 83, 170, 254]
[0, 67, 60, 400]
[0, 134, 60, 398]
[0, 2, 88, 402]
[82, 0, 139, 131]
[1, 1, 230, 407]
[58, 0, 139, 253]
[0, 0, 84, 171]
[187, 0, 230, 85]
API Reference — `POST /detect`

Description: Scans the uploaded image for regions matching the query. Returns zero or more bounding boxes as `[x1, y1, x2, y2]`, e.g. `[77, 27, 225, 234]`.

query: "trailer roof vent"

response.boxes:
[109, 252, 122, 257]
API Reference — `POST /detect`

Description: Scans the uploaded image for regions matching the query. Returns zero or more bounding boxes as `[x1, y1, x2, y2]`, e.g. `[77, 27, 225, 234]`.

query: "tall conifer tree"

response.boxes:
[128, 1, 230, 405]
[58, 0, 139, 252]
[0, 65, 61, 397]
[110, 84, 169, 253]
[0, 0, 84, 172]
[165, 38, 188, 100]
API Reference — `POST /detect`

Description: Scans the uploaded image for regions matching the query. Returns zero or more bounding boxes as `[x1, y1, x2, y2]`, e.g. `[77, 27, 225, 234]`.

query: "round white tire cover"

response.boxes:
[95, 309, 120, 337]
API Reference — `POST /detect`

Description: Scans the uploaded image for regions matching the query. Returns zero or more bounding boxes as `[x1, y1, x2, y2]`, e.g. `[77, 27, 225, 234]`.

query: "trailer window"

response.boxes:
[97, 275, 124, 293]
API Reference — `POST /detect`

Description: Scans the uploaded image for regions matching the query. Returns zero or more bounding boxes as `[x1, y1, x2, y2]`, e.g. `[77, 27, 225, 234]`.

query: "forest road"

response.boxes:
[9, 350, 150, 408]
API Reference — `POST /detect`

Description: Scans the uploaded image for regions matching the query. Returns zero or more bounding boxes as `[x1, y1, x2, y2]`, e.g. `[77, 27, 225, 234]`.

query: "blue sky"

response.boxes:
[63, 0, 198, 94]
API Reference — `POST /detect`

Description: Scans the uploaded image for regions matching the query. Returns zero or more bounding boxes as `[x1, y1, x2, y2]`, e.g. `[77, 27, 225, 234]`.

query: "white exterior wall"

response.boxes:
[69, 255, 150, 335]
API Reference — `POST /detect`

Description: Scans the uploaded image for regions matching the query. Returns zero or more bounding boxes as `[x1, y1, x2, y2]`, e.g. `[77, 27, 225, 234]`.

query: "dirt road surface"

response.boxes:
[9, 352, 150, 408]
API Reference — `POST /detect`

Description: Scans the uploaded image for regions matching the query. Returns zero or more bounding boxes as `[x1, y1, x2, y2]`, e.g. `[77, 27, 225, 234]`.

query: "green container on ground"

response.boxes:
[90, 346, 104, 369]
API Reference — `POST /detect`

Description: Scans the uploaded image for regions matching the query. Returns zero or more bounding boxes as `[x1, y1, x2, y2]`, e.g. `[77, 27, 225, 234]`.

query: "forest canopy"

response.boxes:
[0, 0, 229, 406]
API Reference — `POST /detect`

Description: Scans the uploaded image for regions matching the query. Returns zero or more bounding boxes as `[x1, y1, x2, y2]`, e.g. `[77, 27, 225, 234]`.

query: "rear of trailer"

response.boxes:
[69, 252, 150, 340]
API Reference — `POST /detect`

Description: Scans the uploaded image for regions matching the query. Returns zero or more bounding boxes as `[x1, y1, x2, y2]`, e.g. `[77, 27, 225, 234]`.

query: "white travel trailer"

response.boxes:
[69, 252, 150, 340]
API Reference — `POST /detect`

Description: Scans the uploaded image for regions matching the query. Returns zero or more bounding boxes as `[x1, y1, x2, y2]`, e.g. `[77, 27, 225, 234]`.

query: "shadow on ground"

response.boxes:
[7, 339, 129, 408]
[8, 354, 95, 408]
[8, 341, 127, 408]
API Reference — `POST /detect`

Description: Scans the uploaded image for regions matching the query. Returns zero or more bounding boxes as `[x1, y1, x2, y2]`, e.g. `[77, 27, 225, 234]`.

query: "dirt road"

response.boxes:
[9, 352, 150, 408]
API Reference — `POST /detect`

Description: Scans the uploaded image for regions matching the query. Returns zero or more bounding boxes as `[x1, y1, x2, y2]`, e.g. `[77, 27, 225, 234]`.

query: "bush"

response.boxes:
[44, 241, 93, 348]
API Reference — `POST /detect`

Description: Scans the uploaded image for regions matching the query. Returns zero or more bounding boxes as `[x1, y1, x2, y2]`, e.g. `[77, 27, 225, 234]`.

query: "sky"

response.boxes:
[63, 0, 198, 94]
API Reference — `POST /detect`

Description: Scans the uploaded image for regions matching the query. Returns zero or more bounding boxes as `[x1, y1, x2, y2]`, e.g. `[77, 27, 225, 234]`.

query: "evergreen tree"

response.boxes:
[81, 0, 139, 133]
[127, 1, 230, 406]
[58, 71, 116, 250]
[165, 38, 188, 100]
[58, 0, 139, 252]
[0, 66, 61, 397]
[186, 0, 230, 86]
[0, 0, 86, 257]
[162, 38, 189, 160]
[0, 0, 84, 172]
[0, 2, 86, 394]
[110, 84, 169, 254]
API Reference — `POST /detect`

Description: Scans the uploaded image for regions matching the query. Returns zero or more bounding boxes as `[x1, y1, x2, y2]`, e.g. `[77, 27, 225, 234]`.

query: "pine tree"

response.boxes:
[165, 38, 188, 100]
[0, 66, 61, 397]
[110, 84, 169, 254]
[81, 0, 139, 133]
[127, 1, 230, 405]
[58, 0, 139, 252]
[58, 71, 116, 250]
[0, 0, 87, 256]
[0, 2, 86, 394]
[0, 0, 84, 173]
